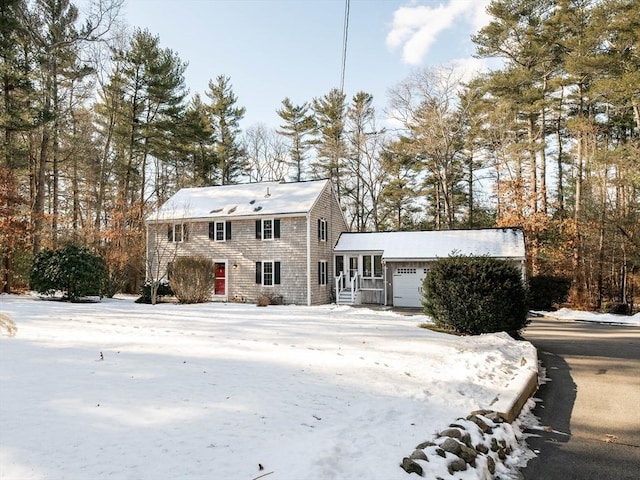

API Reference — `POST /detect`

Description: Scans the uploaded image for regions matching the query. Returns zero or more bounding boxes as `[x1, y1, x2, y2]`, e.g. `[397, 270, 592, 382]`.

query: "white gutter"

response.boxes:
[306, 212, 311, 306]
[145, 223, 149, 280]
[383, 262, 388, 306]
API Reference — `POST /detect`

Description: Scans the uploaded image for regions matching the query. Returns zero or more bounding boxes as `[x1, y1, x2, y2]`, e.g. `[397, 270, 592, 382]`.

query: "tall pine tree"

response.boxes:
[205, 75, 245, 185]
[276, 97, 316, 181]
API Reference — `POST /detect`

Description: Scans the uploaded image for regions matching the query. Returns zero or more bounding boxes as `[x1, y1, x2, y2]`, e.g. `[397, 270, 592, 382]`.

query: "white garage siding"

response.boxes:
[335, 228, 527, 308]
[392, 266, 429, 307]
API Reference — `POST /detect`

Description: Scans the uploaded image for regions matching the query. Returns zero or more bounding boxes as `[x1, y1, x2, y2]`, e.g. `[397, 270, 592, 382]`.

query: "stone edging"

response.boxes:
[400, 352, 540, 477]
[400, 410, 525, 477]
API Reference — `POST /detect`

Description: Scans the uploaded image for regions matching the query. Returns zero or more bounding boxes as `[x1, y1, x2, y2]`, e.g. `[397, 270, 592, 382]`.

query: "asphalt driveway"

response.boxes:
[521, 317, 640, 479]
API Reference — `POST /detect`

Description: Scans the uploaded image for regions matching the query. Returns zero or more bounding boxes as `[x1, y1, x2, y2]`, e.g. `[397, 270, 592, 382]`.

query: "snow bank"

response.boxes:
[537, 308, 640, 326]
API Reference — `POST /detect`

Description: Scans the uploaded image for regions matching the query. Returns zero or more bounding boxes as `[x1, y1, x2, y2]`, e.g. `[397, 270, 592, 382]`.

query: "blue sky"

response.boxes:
[120, 0, 492, 129]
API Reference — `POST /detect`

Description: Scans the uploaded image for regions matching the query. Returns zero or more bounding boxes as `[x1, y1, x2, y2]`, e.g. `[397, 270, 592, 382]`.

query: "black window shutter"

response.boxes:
[209, 222, 215, 240]
[274, 261, 281, 285]
[167, 225, 173, 242]
[318, 262, 321, 284]
[317, 219, 321, 240]
[255, 261, 262, 284]
[255, 220, 261, 239]
[274, 219, 280, 238]
[225, 221, 232, 240]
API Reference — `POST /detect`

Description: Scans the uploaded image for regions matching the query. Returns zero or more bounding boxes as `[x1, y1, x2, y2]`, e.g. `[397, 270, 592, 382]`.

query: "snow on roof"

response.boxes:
[334, 228, 526, 260]
[147, 179, 329, 222]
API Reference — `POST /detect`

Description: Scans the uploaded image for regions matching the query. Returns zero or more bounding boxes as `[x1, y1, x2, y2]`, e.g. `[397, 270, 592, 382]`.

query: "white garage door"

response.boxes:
[393, 267, 427, 307]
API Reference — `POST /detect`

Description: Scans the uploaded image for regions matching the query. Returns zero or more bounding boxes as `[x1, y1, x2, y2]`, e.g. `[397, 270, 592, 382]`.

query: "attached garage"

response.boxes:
[333, 228, 526, 308]
[392, 267, 428, 308]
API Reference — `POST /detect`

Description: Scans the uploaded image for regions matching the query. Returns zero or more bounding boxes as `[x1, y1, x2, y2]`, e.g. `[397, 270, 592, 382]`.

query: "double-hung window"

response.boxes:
[263, 219, 273, 240]
[209, 221, 231, 241]
[362, 254, 383, 278]
[255, 261, 281, 286]
[167, 223, 185, 243]
[256, 219, 280, 240]
[318, 260, 327, 285]
[318, 219, 327, 242]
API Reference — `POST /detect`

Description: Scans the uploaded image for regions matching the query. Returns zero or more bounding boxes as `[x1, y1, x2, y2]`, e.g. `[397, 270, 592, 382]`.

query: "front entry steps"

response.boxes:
[337, 289, 357, 305]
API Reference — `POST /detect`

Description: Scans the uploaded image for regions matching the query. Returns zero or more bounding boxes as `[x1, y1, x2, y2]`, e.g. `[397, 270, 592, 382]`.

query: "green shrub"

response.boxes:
[422, 255, 529, 335]
[136, 280, 174, 304]
[602, 302, 629, 315]
[527, 275, 571, 310]
[30, 244, 107, 301]
[170, 256, 216, 304]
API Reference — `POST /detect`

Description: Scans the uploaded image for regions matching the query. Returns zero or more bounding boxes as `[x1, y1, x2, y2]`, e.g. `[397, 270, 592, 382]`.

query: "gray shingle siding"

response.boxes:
[308, 182, 348, 305]
[146, 181, 348, 305]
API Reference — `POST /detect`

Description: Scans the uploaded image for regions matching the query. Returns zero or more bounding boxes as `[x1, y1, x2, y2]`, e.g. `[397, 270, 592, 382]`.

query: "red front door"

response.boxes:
[214, 262, 226, 295]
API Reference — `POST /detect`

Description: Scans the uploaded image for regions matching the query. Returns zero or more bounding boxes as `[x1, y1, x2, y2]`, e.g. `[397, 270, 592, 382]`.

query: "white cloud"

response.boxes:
[447, 56, 489, 84]
[386, 0, 492, 65]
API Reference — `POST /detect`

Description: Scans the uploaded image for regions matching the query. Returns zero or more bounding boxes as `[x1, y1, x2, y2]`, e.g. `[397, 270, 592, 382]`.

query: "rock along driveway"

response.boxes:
[521, 317, 640, 480]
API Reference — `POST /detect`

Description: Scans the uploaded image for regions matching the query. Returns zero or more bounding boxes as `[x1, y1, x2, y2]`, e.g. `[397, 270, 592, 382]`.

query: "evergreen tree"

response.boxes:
[94, 28, 187, 294]
[345, 91, 377, 231]
[179, 94, 215, 186]
[276, 97, 316, 181]
[205, 75, 245, 185]
[18, 0, 120, 254]
[378, 139, 420, 230]
[0, 0, 34, 292]
[312, 88, 347, 200]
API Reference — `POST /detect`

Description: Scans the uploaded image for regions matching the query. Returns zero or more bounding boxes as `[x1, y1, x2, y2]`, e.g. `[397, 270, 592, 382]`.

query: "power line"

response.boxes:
[340, 0, 350, 93]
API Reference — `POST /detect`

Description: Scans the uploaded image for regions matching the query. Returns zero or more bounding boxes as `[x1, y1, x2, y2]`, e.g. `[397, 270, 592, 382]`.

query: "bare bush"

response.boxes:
[0, 312, 17, 337]
[170, 256, 216, 304]
[256, 291, 283, 306]
[256, 294, 271, 307]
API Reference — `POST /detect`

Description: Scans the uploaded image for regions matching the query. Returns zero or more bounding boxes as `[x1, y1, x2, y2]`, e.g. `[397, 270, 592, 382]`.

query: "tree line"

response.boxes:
[1, 0, 638, 311]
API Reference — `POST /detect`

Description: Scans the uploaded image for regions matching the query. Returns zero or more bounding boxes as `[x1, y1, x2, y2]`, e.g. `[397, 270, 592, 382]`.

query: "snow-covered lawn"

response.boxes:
[1, 294, 537, 480]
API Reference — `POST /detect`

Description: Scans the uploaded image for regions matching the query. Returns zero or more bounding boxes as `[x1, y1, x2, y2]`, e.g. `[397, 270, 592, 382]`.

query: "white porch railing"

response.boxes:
[349, 273, 360, 303]
[335, 272, 360, 304]
[335, 272, 344, 301]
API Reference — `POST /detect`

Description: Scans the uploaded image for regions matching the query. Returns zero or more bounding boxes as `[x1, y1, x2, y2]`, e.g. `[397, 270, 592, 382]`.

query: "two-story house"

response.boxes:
[145, 179, 347, 306]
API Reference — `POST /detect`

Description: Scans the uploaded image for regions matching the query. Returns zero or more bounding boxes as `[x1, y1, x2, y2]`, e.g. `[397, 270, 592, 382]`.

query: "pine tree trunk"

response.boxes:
[33, 128, 49, 255]
[556, 88, 565, 213]
[539, 107, 547, 215]
[573, 131, 586, 305]
[528, 116, 538, 215]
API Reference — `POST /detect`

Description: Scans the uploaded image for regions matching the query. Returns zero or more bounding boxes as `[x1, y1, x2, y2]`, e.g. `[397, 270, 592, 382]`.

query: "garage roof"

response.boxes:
[334, 228, 525, 261]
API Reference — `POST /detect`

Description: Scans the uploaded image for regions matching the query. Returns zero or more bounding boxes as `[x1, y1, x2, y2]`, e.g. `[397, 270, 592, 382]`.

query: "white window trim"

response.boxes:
[362, 254, 383, 279]
[215, 221, 226, 242]
[319, 218, 327, 242]
[262, 218, 274, 241]
[262, 260, 275, 287]
[169, 223, 185, 243]
[319, 260, 327, 286]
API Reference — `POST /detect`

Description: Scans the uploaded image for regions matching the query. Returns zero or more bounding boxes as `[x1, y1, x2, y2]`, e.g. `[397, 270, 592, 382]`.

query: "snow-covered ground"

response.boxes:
[536, 308, 640, 326]
[1, 294, 538, 480]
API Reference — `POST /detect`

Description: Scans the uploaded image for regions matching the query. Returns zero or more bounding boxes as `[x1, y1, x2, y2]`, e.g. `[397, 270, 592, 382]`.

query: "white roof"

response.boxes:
[334, 228, 526, 260]
[147, 180, 329, 222]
